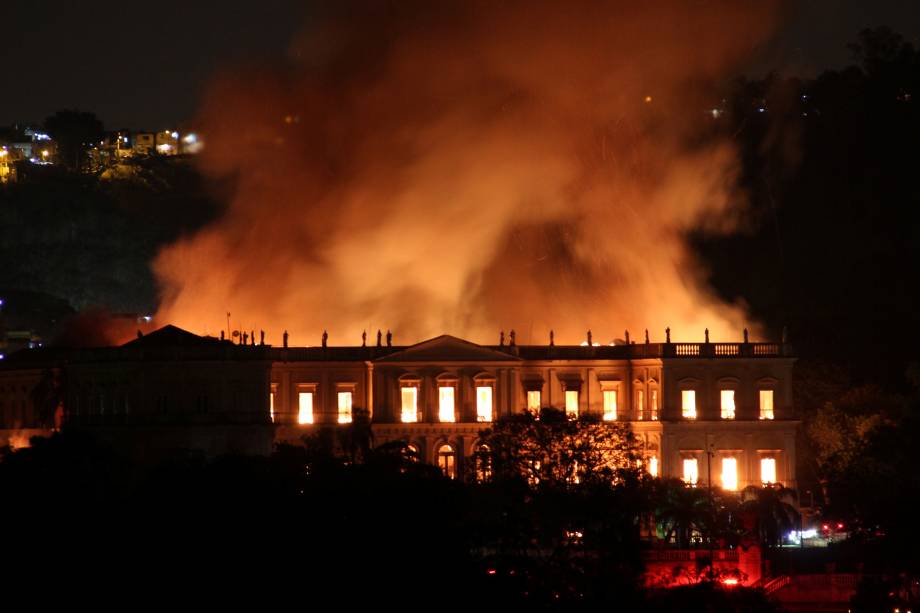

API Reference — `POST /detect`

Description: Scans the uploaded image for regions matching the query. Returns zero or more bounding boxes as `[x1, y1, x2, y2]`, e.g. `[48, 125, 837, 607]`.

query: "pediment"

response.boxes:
[374, 335, 521, 363]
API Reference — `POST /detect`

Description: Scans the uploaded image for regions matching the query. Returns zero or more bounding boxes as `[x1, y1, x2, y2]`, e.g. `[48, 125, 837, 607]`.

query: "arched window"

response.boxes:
[648, 379, 660, 421]
[474, 444, 492, 482]
[436, 443, 456, 479]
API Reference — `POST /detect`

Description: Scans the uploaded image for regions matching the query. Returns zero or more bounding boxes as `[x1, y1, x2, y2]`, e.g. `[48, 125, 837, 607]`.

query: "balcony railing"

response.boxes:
[661, 342, 786, 358]
[641, 549, 739, 562]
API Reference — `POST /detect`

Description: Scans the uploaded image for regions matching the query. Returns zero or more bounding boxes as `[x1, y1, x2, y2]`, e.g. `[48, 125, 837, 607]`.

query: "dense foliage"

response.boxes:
[0, 429, 785, 610]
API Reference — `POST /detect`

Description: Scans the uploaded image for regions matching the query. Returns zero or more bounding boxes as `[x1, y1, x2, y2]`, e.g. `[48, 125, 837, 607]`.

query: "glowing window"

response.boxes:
[437, 444, 456, 479]
[603, 390, 617, 421]
[649, 456, 659, 477]
[721, 457, 738, 491]
[401, 387, 418, 423]
[759, 390, 774, 420]
[682, 458, 698, 485]
[720, 389, 736, 419]
[565, 390, 579, 418]
[681, 390, 697, 419]
[650, 389, 658, 420]
[475, 444, 492, 482]
[761, 457, 777, 484]
[438, 386, 456, 423]
[476, 386, 493, 422]
[337, 391, 353, 424]
[636, 389, 645, 420]
[297, 391, 313, 425]
[269, 390, 275, 423]
[527, 390, 541, 412]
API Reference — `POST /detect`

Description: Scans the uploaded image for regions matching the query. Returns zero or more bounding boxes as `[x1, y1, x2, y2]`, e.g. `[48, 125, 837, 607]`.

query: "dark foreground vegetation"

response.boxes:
[0, 413, 789, 611]
[2, 404, 918, 609]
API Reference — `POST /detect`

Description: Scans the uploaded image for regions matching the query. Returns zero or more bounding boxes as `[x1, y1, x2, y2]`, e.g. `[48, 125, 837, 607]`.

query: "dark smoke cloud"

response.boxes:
[155, 0, 781, 345]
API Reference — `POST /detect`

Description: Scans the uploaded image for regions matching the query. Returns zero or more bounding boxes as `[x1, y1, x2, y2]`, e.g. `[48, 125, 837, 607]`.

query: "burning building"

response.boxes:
[0, 324, 797, 491]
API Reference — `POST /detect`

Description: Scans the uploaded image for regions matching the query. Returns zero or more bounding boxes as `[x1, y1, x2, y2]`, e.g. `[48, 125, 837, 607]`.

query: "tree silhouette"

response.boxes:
[336, 407, 374, 464]
[740, 484, 799, 550]
[44, 109, 104, 171]
[478, 407, 641, 488]
[651, 478, 713, 549]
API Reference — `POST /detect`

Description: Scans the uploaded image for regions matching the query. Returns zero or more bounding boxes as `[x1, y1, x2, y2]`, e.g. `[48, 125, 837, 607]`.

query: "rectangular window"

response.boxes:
[650, 389, 658, 420]
[270, 390, 275, 423]
[337, 391, 353, 424]
[636, 389, 645, 420]
[761, 457, 777, 484]
[476, 386, 493, 423]
[565, 390, 579, 418]
[682, 458, 699, 485]
[720, 389, 736, 419]
[681, 390, 697, 419]
[721, 457, 738, 491]
[401, 387, 418, 423]
[759, 390, 775, 420]
[527, 390, 541, 412]
[649, 456, 659, 477]
[438, 386, 456, 423]
[298, 391, 314, 425]
[603, 390, 617, 421]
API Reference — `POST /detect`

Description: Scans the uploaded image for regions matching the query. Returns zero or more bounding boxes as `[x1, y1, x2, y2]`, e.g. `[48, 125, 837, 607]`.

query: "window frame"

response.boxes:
[678, 378, 700, 420]
[758, 387, 776, 420]
[336, 383, 356, 424]
[398, 375, 421, 423]
[436, 442, 457, 479]
[296, 384, 317, 425]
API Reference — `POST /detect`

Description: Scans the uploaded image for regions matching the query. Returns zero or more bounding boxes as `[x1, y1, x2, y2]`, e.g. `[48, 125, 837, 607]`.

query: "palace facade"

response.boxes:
[0, 325, 798, 491]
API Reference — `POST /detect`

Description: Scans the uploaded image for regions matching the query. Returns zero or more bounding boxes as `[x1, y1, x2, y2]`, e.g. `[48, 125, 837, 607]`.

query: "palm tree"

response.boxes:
[652, 478, 712, 549]
[741, 484, 800, 550]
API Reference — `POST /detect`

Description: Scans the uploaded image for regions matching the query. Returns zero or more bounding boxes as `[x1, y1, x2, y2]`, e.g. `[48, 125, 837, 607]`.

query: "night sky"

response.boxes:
[4, 0, 920, 130]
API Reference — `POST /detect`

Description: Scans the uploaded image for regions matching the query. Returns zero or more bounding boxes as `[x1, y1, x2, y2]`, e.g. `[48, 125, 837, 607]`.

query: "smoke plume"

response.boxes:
[154, 0, 780, 345]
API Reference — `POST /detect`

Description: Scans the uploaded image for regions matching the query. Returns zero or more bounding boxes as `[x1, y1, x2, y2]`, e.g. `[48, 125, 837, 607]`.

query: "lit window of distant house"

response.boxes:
[682, 458, 699, 485]
[603, 390, 617, 421]
[270, 389, 275, 423]
[721, 457, 738, 491]
[761, 457, 777, 484]
[681, 390, 697, 419]
[720, 389, 736, 419]
[649, 456, 659, 477]
[476, 386, 493, 423]
[337, 391, 353, 424]
[438, 386, 456, 423]
[401, 387, 418, 423]
[565, 390, 579, 418]
[527, 390, 541, 413]
[759, 390, 774, 420]
[298, 391, 313, 425]
[636, 389, 645, 420]
[437, 444, 456, 479]
[650, 389, 659, 420]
